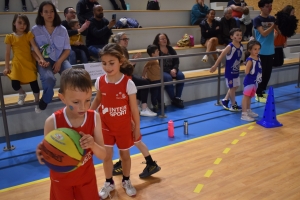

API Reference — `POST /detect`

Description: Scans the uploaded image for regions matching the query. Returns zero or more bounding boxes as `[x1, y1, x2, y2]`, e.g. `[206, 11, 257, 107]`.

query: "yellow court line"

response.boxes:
[240, 132, 247, 136]
[193, 184, 204, 193]
[204, 170, 213, 177]
[223, 148, 231, 154]
[231, 139, 239, 144]
[214, 158, 222, 164]
[1, 109, 299, 193]
[248, 126, 254, 130]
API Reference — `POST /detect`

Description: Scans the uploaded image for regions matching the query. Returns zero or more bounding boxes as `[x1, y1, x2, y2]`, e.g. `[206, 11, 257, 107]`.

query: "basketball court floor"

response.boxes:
[0, 82, 300, 199]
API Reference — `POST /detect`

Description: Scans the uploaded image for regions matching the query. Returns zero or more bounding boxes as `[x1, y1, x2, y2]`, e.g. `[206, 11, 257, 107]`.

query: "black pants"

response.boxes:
[150, 80, 161, 106]
[256, 54, 274, 95]
[192, 18, 204, 26]
[12, 80, 40, 93]
[5, 0, 26, 6]
[71, 45, 90, 64]
[110, 0, 126, 10]
[244, 22, 253, 37]
[273, 47, 284, 67]
[132, 75, 149, 104]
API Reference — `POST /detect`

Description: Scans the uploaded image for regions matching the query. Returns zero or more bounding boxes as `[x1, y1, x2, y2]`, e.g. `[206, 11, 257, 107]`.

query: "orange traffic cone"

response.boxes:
[257, 87, 283, 128]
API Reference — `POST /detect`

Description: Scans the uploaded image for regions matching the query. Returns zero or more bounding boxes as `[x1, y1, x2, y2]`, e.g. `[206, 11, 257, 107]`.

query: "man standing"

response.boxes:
[86, 5, 115, 60]
[253, 0, 276, 102]
[219, 7, 237, 45]
[76, 0, 99, 25]
[62, 7, 90, 64]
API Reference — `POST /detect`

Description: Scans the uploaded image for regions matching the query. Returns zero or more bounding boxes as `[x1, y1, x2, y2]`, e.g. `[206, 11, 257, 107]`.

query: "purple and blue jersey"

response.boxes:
[243, 57, 262, 87]
[225, 43, 243, 79]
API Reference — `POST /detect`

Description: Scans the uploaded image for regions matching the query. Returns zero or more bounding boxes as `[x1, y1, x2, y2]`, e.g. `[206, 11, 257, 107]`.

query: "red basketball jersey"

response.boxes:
[50, 108, 96, 185]
[98, 74, 132, 135]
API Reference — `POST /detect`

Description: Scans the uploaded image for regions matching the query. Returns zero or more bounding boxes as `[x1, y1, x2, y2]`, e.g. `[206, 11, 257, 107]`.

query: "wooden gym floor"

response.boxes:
[0, 110, 299, 200]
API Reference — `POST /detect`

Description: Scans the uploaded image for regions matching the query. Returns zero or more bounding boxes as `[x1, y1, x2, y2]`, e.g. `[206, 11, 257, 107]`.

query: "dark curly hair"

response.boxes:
[275, 5, 298, 37]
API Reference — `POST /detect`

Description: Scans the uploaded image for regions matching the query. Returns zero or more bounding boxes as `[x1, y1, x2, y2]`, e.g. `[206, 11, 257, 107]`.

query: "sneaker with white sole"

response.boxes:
[122, 180, 136, 197]
[140, 107, 157, 117]
[241, 114, 255, 121]
[35, 105, 41, 113]
[99, 182, 115, 199]
[255, 94, 267, 103]
[247, 109, 258, 118]
[202, 55, 208, 62]
[138, 105, 142, 112]
[18, 93, 27, 105]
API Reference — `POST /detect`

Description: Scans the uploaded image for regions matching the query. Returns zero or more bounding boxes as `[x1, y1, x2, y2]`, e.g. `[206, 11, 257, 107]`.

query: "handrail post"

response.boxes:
[0, 77, 15, 151]
[159, 57, 167, 118]
[296, 53, 300, 88]
[215, 52, 221, 106]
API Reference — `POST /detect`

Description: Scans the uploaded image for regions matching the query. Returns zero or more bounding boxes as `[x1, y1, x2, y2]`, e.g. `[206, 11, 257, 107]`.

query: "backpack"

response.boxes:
[177, 34, 194, 47]
[147, 0, 160, 10]
[126, 17, 140, 28]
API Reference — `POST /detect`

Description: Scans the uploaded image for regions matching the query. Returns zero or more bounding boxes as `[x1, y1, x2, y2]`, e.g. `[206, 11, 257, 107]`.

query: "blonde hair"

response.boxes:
[100, 43, 134, 76]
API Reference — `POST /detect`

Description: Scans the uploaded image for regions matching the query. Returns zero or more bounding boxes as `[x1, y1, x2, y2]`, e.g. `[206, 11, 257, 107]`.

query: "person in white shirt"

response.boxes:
[239, 7, 253, 40]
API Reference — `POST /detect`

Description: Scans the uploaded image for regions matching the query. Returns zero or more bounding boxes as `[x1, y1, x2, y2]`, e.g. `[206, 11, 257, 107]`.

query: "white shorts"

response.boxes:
[225, 77, 240, 88]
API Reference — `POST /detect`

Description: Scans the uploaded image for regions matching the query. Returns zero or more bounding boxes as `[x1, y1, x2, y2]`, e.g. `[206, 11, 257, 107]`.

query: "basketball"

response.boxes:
[41, 128, 85, 173]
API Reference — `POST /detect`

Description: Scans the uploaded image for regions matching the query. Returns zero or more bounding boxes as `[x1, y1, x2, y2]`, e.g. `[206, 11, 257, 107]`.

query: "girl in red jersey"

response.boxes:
[90, 43, 139, 199]
[36, 68, 106, 200]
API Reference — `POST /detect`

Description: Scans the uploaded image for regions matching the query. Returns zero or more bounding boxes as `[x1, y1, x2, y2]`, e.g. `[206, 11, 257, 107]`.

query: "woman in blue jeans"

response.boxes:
[32, 1, 72, 110]
[153, 33, 185, 108]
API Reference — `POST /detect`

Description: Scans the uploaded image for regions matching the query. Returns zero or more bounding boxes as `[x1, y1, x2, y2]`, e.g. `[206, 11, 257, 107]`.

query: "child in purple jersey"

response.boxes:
[241, 40, 262, 121]
[210, 28, 243, 112]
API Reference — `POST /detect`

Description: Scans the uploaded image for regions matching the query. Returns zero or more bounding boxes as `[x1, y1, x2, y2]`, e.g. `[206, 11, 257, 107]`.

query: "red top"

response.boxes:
[98, 75, 132, 135]
[232, 10, 243, 18]
[274, 30, 287, 46]
[50, 108, 96, 185]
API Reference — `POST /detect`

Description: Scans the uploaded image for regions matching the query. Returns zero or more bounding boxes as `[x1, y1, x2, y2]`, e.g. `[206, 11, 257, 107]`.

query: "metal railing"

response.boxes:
[1, 50, 300, 151]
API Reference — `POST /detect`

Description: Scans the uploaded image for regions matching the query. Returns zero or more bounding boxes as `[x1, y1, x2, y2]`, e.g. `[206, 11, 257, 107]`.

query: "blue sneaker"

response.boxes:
[221, 99, 229, 110]
[234, 102, 242, 110]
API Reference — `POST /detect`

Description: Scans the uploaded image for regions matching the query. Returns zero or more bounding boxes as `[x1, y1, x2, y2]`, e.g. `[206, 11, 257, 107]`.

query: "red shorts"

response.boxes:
[50, 174, 98, 200]
[103, 131, 133, 150]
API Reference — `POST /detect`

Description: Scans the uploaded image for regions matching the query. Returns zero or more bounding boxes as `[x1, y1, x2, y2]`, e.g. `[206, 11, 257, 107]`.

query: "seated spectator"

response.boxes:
[32, 1, 71, 110]
[110, 0, 127, 10]
[153, 33, 185, 108]
[76, 0, 99, 25]
[190, 0, 209, 25]
[4, 0, 27, 12]
[86, 5, 115, 60]
[227, 0, 248, 28]
[110, 32, 157, 116]
[142, 45, 161, 112]
[219, 7, 237, 45]
[240, 7, 253, 40]
[200, 9, 221, 62]
[61, 7, 90, 65]
[69, 19, 90, 64]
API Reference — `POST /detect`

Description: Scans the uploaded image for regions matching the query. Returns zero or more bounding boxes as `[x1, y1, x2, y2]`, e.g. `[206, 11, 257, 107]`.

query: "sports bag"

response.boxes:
[147, 0, 160, 10]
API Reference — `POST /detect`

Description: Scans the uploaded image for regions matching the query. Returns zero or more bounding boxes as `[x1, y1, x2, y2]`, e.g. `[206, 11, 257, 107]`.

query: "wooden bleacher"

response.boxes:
[2, 57, 298, 106]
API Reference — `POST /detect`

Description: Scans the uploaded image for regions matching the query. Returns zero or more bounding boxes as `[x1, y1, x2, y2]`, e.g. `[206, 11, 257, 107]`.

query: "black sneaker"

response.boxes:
[152, 105, 158, 113]
[139, 161, 161, 178]
[22, 6, 27, 12]
[4, 6, 9, 11]
[112, 160, 123, 176]
[171, 98, 184, 108]
[39, 99, 48, 110]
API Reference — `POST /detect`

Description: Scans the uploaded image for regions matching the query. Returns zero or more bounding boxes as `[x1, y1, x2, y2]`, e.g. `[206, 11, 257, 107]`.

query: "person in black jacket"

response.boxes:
[62, 7, 90, 64]
[110, 0, 127, 10]
[76, 0, 99, 25]
[153, 33, 185, 108]
[199, 9, 221, 62]
[86, 5, 115, 60]
[219, 7, 237, 45]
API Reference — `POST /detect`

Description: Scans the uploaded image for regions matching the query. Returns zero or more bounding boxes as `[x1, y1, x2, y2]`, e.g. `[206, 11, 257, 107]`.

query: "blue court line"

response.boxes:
[0, 83, 299, 190]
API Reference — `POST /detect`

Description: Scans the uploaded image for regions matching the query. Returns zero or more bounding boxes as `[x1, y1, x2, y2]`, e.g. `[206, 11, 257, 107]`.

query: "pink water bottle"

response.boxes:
[168, 120, 174, 138]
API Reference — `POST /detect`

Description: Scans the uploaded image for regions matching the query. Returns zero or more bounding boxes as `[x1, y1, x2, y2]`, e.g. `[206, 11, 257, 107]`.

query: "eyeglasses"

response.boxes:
[120, 38, 130, 41]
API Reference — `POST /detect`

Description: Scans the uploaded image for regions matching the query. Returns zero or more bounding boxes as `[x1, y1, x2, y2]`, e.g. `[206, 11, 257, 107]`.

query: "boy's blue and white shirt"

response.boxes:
[225, 42, 243, 79]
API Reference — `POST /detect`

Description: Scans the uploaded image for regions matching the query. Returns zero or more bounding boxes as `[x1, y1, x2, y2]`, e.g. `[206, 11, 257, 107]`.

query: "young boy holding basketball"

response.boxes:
[36, 68, 106, 200]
